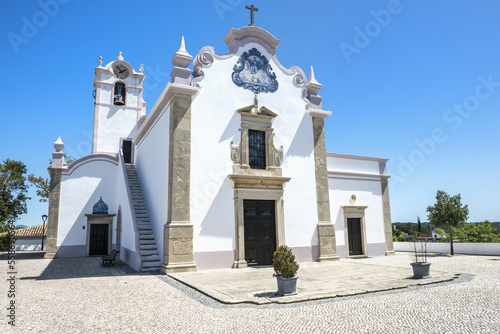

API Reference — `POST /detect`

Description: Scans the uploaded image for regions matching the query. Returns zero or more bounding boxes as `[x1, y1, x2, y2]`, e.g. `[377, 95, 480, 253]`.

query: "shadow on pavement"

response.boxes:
[0, 252, 160, 280]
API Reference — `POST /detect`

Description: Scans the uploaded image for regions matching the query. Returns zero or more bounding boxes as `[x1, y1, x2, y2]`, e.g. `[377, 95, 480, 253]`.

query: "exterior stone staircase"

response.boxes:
[124, 164, 162, 272]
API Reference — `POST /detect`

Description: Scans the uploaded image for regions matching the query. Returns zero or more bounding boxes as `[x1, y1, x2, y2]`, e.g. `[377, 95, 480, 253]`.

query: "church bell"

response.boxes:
[114, 82, 126, 106]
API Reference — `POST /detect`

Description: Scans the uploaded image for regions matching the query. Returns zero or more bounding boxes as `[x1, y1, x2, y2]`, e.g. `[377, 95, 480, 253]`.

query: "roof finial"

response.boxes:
[246, 5, 259, 26]
[140, 63, 144, 73]
[309, 66, 319, 85]
[54, 136, 64, 152]
[179, 36, 187, 54]
[98, 56, 103, 67]
[117, 51, 124, 61]
[252, 94, 259, 114]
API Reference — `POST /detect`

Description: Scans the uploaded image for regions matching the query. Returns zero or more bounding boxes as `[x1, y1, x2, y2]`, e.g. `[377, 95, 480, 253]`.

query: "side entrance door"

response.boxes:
[244, 200, 276, 266]
[123, 140, 132, 163]
[347, 218, 363, 256]
[89, 224, 109, 256]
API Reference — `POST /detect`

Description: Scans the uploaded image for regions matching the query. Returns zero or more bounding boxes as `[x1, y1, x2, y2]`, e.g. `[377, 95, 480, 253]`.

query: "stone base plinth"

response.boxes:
[232, 260, 248, 268]
[162, 222, 196, 274]
[317, 221, 339, 261]
[43, 252, 58, 259]
[160, 262, 197, 275]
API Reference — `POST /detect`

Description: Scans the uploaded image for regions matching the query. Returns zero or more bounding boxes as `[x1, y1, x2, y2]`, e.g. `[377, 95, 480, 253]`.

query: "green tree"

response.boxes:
[0, 159, 30, 228]
[426, 190, 469, 255]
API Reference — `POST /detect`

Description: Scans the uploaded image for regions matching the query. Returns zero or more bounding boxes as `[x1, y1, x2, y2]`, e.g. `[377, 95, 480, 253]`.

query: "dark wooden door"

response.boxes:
[244, 200, 276, 266]
[123, 140, 132, 163]
[89, 224, 109, 256]
[348, 218, 363, 256]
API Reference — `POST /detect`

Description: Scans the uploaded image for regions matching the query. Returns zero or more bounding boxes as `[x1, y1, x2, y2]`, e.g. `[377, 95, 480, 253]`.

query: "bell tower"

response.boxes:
[92, 52, 146, 155]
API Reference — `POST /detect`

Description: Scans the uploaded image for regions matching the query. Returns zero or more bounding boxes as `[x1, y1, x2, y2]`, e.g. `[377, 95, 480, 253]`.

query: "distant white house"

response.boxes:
[432, 230, 443, 240]
[1, 224, 47, 251]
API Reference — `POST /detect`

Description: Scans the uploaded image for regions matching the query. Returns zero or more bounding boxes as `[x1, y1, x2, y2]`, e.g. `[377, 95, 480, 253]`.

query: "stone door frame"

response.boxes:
[84, 214, 115, 256]
[342, 206, 368, 258]
[229, 175, 289, 268]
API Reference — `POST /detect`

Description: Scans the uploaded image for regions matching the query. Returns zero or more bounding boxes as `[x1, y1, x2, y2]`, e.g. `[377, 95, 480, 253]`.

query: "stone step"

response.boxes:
[142, 259, 162, 266]
[141, 250, 159, 256]
[125, 164, 162, 272]
[140, 244, 157, 251]
[141, 266, 161, 272]
[141, 254, 161, 262]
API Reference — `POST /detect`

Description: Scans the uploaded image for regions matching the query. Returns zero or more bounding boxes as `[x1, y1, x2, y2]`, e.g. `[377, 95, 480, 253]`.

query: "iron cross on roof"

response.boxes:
[246, 5, 258, 26]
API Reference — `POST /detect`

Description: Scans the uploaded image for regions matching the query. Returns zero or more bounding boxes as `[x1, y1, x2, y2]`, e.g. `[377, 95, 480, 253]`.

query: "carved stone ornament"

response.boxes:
[199, 52, 214, 67]
[294, 73, 306, 86]
[274, 146, 284, 166]
[232, 48, 278, 95]
[92, 196, 109, 214]
[230, 141, 241, 164]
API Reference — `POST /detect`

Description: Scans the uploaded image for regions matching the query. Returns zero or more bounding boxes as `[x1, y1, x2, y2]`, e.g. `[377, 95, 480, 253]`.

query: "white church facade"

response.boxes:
[44, 24, 395, 273]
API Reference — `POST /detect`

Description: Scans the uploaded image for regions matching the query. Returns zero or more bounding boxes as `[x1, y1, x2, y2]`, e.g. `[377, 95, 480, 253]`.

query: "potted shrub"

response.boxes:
[272, 245, 299, 296]
[411, 234, 431, 279]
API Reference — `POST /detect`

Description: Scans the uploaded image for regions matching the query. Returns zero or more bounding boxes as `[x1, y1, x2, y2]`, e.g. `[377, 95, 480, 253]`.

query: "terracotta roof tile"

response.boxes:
[0, 224, 48, 237]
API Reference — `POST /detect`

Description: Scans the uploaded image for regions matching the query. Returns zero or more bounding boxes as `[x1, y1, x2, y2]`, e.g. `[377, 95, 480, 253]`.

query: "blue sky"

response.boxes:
[1, 0, 499, 227]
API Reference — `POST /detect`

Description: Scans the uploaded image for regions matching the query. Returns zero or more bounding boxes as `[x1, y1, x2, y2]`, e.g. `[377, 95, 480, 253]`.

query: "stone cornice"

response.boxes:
[84, 214, 116, 218]
[94, 81, 143, 90]
[341, 206, 369, 210]
[96, 60, 145, 79]
[63, 154, 119, 176]
[224, 26, 281, 55]
[307, 109, 332, 119]
[228, 174, 291, 187]
[326, 152, 389, 163]
[328, 171, 391, 180]
[134, 83, 199, 146]
[237, 106, 277, 119]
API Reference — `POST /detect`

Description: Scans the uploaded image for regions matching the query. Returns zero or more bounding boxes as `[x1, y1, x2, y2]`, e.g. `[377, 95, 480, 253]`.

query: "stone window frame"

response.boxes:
[230, 103, 283, 177]
[84, 214, 115, 257]
[342, 206, 368, 258]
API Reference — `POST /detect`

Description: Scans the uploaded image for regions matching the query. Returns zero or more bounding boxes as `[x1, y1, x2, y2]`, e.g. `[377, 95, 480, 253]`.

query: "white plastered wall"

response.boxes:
[58, 159, 119, 249]
[190, 42, 319, 257]
[94, 73, 142, 154]
[327, 156, 386, 257]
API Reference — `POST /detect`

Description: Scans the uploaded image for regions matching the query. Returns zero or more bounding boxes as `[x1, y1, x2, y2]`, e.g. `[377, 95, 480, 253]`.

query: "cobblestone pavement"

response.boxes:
[1, 252, 499, 333]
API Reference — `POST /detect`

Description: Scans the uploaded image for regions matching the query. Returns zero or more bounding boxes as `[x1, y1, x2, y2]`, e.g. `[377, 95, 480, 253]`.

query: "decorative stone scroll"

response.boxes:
[274, 146, 284, 166]
[230, 141, 241, 164]
[232, 48, 278, 95]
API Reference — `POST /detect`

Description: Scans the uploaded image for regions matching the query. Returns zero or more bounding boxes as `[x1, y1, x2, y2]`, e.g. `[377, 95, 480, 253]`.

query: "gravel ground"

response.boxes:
[1, 252, 499, 333]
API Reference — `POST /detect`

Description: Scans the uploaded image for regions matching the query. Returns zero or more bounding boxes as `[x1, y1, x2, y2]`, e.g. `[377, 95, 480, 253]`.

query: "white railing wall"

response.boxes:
[394, 242, 500, 256]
